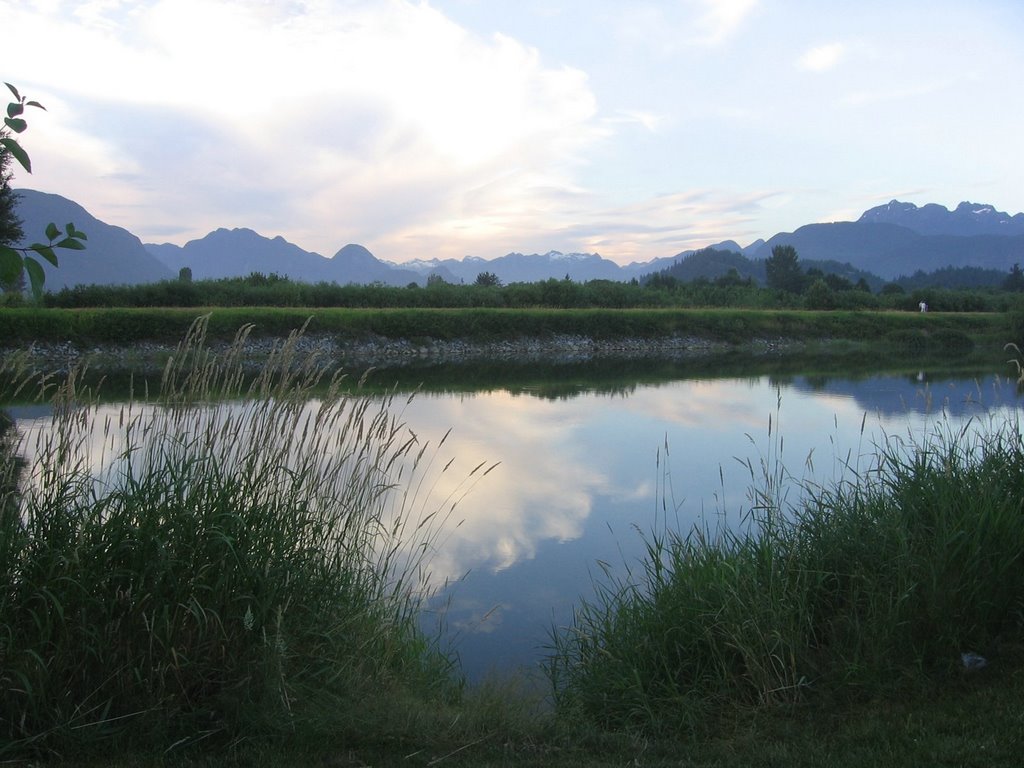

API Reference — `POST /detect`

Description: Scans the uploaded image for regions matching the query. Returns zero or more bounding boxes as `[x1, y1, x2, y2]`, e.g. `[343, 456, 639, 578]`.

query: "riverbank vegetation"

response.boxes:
[547, 414, 1024, 737]
[0, 320, 496, 757]
[2, 323, 1023, 764]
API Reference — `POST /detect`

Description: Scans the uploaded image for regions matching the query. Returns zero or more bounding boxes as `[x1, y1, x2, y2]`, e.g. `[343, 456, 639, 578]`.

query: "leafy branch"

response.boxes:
[0, 81, 87, 300]
[1, 81, 45, 173]
[0, 222, 87, 298]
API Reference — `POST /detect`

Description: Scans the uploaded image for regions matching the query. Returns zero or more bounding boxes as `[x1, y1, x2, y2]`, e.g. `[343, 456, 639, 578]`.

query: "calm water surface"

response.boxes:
[7, 363, 1022, 682]
[393, 366, 1022, 681]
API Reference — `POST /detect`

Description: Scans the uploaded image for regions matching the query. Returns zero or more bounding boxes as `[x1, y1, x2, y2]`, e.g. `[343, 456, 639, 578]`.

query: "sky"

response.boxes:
[4, 0, 1023, 266]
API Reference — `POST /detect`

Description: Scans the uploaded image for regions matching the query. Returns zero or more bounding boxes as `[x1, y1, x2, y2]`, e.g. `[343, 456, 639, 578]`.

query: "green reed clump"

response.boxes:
[547, 416, 1024, 736]
[0, 318, 480, 757]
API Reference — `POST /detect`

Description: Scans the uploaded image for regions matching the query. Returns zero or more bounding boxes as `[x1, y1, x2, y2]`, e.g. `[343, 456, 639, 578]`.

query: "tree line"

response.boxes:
[17, 252, 1024, 314]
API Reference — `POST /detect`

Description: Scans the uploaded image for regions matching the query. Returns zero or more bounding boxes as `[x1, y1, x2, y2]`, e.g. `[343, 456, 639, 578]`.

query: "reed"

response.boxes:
[0, 317, 485, 757]
[546, 405, 1024, 736]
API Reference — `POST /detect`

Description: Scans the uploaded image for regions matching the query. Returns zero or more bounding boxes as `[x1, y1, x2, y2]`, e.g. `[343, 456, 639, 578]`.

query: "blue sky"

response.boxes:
[5, 0, 1022, 265]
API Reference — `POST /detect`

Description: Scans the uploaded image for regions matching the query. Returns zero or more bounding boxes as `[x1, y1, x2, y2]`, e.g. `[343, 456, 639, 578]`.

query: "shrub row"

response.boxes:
[26, 273, 1024, 313]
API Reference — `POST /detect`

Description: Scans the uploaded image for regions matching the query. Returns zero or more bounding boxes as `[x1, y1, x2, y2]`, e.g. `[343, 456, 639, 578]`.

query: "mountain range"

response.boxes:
[11, 189, 1024, 290]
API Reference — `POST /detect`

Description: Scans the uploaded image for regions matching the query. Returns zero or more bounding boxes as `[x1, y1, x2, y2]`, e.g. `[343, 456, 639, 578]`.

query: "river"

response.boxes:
[4, 356, 1022, 683]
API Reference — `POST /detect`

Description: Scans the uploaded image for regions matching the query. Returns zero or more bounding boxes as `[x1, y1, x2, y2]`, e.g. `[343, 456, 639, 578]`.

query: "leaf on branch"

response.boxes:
[45, 222, 60, 240]
[56, 237, 86, 251]
[0, 246, 23, 284]
[29, 243, 59, 267]
[24, 256, 45, 301]
[6, 102, 23, 118]
[3, 117, 28, 134]
[63, 222, 87, 240]
[63, 223, 87, 240]
[0, 137, 31, 173]
[26, 100, 45, 110]
[4, 82, 21, 101]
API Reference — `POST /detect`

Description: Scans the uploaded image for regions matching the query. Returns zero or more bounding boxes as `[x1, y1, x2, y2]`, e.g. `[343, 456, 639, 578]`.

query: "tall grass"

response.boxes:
[0, 317, 487, 757]
[547, 405, 1024, 736]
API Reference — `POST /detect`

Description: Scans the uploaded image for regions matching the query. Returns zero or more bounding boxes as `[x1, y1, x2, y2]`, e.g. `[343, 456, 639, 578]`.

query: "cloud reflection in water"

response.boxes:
[7, 370, 1019, 681]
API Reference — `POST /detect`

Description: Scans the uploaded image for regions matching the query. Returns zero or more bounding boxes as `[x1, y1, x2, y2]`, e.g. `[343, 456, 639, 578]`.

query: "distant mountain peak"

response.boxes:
[955, 201, 995, 215]
[543, 250, 600, 262]
[864, 199, 920, 217]
[191, 227, 270, 245]
[858, 199, 1024, 237]
[333, 243, 374, 259]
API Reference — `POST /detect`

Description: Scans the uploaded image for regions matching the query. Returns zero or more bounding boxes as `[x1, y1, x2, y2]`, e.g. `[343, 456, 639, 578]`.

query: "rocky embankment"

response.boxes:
[3, 333, 803, 374]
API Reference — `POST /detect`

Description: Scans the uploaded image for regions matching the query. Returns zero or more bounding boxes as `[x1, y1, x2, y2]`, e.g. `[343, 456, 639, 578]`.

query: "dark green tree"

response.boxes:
[1003, 263, 1024, 292]
[765, 244, 804, 293]
[474, 271, 501, 287]
[645, 272, 679, 291]
[178, 266, 192, 283]
[715, 267, 751, 288]
[824, 273, 853, 292]
[804, 277, 835, 310]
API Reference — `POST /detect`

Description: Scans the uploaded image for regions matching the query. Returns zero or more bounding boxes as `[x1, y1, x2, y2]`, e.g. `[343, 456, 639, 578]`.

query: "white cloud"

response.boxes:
[692, 0, 759, 45]
[838, 76, 961, 108]
[556, 189, 779, 260]
[798, 42, 847, 72]
[611, 0, 758, 53]
[605, 109, 665, 132]
[3, 0, 606, 256]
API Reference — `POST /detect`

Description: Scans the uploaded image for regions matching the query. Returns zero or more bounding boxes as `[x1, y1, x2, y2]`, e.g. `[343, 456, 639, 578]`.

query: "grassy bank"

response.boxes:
[0, 305, 1014, 352]
[0, 320, 495, 758]
[547, 413, 1024, 740]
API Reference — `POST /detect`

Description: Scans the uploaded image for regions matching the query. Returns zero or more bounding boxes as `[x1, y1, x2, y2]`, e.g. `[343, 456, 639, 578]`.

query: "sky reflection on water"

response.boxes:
[393, 370, 1022, 681]
[6, 367, 1022, 682]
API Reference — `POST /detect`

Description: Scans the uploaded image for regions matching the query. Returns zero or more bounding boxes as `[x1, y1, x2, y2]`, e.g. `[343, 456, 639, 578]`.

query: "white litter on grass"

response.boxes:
[961, 652, 988, 670]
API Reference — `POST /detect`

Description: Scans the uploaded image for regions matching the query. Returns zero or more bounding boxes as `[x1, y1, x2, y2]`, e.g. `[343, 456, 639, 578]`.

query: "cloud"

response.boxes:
[798, 42, 848, 72]
[366, 185, 781, 263]
[3, 0, 606, 257]
[838, 76, 961, 108]
[610, 0, 758, 54]
[550, 189, 781, 259]
[604, 109, 666, 132]
[391, 391, 619, 583]
[692, 0, 759, 45]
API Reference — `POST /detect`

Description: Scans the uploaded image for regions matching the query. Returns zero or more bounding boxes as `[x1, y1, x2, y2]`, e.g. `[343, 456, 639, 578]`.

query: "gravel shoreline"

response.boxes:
[2, 333, 805, 374]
